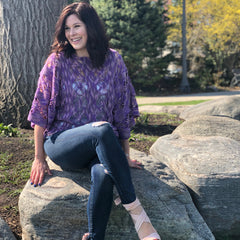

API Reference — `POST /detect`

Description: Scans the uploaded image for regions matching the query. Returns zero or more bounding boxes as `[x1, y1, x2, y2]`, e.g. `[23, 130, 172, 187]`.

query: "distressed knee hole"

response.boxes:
[92, 121, 108, 127]
[100, 164, 109, 174]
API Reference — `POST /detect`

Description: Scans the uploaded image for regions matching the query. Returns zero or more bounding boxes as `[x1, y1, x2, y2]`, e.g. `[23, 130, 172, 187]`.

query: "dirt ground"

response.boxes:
[0, 129, 34, 239]
[0, 114, 183, 239]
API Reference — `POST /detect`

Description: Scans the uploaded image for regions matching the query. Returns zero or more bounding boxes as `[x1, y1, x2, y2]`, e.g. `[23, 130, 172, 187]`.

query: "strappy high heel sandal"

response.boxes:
[123, 198, 161, 240]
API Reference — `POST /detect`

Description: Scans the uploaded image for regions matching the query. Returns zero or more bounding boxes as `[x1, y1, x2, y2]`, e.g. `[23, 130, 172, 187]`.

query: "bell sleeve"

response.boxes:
[112, 54, 140, 139]
[27, 53, 59, 131]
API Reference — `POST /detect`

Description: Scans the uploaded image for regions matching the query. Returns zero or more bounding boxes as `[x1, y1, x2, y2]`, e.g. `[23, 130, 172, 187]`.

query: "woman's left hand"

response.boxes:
[121, 139, 142, 169]
[128, 157, 143, 169]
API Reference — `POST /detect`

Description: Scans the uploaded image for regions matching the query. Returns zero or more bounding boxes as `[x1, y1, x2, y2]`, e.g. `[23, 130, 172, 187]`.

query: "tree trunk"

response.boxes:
[180, 0, 190, 93]
[0, 0, 68, 128]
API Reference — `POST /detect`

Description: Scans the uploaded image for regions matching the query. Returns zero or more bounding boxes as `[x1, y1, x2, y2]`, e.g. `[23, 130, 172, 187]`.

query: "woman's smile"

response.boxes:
[65, 14, 89, 57]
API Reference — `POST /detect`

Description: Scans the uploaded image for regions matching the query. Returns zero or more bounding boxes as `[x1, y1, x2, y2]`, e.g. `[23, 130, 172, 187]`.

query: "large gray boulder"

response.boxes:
[180, 96, 240, 120]
[174, 115, 240, 141]
[0, 217, 16, 240]
[19, 149, 214, 240]
[150, 134, 240, 239]
[139, 105, 189, 116]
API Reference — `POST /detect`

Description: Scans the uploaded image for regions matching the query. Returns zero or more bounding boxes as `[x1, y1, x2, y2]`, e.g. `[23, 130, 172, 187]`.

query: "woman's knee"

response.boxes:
[91, 164, 113, 185]
[91, 121, 113, 138]
[92, 121, 109, 127]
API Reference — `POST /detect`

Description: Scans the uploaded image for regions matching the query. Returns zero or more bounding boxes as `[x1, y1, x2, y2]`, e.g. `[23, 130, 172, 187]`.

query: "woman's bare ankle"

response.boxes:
[82, 233, 89, 240]
[123, 198, 160, 240]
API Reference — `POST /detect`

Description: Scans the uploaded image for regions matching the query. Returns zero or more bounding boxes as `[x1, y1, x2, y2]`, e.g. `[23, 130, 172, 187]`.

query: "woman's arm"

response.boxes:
[120, 139, 142, 169]
[30, 125, 52, 186]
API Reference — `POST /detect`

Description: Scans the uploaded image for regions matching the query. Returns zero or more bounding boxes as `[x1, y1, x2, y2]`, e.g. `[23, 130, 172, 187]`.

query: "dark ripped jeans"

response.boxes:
[44, 122, 136, 240]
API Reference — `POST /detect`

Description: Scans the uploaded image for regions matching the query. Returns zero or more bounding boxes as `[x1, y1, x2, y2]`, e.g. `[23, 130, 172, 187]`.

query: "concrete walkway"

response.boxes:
[136, 90, 240, 105]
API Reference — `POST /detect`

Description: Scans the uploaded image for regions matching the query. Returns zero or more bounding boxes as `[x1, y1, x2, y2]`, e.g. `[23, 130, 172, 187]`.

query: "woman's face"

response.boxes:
[65, 14, 88, 57]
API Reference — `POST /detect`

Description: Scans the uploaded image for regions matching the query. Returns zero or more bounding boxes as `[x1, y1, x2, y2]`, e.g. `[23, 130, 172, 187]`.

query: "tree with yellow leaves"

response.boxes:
[200, 0, 240, 54]
[168, 0, 240, 88]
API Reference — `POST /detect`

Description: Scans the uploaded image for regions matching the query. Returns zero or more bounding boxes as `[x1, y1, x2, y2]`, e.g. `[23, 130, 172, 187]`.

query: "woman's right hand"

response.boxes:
[30, 157, 52, 187]
[31, 125, 52, 187]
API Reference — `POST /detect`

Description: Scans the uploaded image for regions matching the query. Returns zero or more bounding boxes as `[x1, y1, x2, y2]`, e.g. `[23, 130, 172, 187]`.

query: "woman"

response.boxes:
[28, 2, 160, 240]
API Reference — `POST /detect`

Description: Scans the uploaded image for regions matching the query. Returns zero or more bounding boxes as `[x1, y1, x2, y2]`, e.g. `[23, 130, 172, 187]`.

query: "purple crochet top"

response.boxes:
[28, 49, 139, 139]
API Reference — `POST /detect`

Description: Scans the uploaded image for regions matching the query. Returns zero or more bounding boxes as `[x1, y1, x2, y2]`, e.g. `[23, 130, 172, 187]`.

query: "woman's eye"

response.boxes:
[74, 25, 81, 28]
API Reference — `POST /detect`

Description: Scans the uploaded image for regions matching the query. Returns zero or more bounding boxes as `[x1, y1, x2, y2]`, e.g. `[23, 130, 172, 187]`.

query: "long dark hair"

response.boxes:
[51, 2, 109, 68]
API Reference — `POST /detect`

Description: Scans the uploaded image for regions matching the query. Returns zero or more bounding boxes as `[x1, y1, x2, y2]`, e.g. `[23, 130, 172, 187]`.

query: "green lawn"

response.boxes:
[137, 99, 209, 106]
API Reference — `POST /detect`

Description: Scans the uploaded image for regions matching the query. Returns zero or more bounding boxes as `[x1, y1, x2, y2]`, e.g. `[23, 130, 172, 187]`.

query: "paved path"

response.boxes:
[136, 90, 240, 105]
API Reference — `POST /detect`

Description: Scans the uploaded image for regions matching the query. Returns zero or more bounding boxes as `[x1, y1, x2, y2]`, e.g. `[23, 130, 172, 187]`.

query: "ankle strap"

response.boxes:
[123, 198, 140, 211]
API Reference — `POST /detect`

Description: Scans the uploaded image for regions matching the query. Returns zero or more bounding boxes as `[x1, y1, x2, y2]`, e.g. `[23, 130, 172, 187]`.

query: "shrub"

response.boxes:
[0, 123, 19, 137]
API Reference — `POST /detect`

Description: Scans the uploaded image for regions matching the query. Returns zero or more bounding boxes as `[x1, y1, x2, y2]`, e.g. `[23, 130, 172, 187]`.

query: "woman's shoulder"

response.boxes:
[44, 52, 59, 66]
[40, 52, 68, 76]
[106, 49, 125, 66]
[45, 52, 72, 71]
[47, 51, 68, 63]
[51, 51, 67, 60]
[108, 48, 122, 59]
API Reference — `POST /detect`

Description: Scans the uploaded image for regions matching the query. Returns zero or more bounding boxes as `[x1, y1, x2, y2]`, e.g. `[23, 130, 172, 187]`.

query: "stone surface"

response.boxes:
[174, 115, 240, 141]
[19, 149, 214, 240]
[180, 96, 240, 120]
[0, 217, 16, 240]
[150, 134, 240, 239]
[139, 105, 189, 116]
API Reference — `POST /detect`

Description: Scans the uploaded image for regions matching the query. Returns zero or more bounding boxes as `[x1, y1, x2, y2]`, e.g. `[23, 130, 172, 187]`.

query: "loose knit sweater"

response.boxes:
[28, 49, 139, 139]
